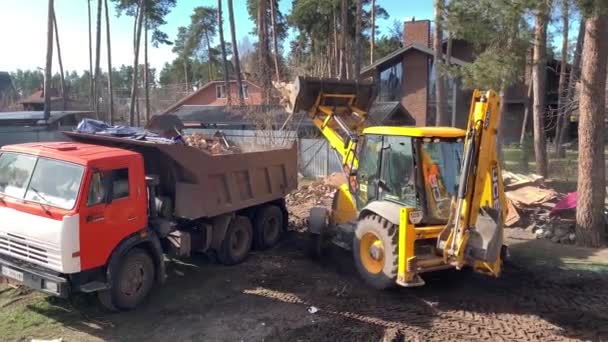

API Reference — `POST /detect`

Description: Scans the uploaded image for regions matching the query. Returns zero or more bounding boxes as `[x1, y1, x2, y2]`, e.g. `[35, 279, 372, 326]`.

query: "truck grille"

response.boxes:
[0, 232, 62, 270]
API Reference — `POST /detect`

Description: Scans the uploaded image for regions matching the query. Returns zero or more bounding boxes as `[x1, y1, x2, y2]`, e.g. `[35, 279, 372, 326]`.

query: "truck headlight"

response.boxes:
[42, 280, 58, 293]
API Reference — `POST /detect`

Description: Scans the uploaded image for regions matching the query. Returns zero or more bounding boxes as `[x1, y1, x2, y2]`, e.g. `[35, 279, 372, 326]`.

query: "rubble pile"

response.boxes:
[184, 133, 241, 155]
[285, 173, 347, 231]
[503, 171, 577, 244]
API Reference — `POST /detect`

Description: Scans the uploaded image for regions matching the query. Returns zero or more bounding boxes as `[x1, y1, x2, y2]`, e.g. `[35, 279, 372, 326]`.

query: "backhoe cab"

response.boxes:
[285, 77, 506, 288]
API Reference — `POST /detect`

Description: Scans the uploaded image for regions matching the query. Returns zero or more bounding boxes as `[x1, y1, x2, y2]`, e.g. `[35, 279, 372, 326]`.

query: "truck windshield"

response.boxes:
[0, 152, 85, 210]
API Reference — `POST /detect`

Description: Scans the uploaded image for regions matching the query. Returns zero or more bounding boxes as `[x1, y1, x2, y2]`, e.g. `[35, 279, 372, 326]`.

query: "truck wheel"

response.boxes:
[98, 248, 155, 311]
[353, 214, 398, 290]
[218, 216, 253, 265]
[253, 205, 284, 250]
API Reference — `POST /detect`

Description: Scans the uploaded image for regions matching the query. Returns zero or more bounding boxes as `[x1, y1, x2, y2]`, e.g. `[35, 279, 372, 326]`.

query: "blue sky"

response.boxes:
[0, 0, 434, 75]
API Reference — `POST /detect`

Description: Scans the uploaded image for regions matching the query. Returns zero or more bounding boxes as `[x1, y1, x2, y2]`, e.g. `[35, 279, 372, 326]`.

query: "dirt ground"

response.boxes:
[1, 226, 608, 342]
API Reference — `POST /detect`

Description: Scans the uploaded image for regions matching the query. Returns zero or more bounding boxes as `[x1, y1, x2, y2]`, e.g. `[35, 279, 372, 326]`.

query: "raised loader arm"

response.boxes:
[437, 90, 507, 276]
[278, 77, 377, 172]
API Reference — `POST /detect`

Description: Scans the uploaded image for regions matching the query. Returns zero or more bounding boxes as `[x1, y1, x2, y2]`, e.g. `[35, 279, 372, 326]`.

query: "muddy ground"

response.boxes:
[1, 228, 608, 342]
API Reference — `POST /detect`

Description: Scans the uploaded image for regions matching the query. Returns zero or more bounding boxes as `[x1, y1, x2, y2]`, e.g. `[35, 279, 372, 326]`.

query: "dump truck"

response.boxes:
[0, 131, 297, 310]
[280, 77, 507, 288]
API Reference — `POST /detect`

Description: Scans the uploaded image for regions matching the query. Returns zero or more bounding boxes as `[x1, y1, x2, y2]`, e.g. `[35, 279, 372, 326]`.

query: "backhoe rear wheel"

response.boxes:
[353, 214, 398, 290]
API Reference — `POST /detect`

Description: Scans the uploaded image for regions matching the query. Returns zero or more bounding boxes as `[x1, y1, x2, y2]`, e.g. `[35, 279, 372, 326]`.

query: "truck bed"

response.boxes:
[64, 132, 298, 219]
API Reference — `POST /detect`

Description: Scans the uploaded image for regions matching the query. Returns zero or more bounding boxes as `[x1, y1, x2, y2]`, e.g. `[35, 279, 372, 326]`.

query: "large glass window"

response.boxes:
[378, 63, 403, 102]
[0, 152, 84, 210]
[355, 135, 383, 208]
[428, 62, 460, 125]
[379, 136, 416, 207]
[419, 139, 464, 221]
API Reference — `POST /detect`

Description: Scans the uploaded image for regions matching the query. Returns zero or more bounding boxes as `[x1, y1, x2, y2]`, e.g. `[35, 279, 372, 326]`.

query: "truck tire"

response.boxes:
[253, 205, 284, 250]
[218, 216, 253, 265]
[308, 207, 329, 258]
[353, 214, 398, 290]
[98, 248, 155, 311]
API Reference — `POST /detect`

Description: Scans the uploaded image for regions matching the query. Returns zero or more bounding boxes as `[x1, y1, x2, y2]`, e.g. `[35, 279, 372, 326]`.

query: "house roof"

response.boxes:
[161, 79, 261, 115]
[173, 105, 310, 128]
[20, 88, 61, 104]
[367, 101, 415, 126]
[360, 43, 468, 78]
[0, 110, 94, 125]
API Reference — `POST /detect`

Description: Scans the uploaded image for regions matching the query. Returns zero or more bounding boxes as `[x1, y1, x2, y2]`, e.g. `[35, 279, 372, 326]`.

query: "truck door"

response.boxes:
[79, 166, 145, 271]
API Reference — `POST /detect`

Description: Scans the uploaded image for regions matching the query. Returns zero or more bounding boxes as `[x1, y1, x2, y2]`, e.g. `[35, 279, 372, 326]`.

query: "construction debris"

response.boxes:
[184, 132, 241, 155]
[506, 186, 558, 207]
[503, 171, 544, 190]
[285, 174, 346, 231]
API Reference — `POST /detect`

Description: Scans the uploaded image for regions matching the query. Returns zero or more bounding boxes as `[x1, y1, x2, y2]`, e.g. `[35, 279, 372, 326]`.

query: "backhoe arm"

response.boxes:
[438, 90, 507, 276]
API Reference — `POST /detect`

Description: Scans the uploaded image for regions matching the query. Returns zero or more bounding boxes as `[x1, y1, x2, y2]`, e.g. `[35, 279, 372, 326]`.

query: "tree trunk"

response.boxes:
[227, 0, 244, 105]
[94, 0, 102, 119]
[257, 0, 272, 104]
[333, 8, 339, 76]
[354, 0, 362, 78]
[183, 58, 189, 92]
[217, 0, 231, 106]
[270, 0, 281, 82]
[531, 1, 549, 178]
[434, 0, 448, 126]
[519, 79, 533, 145]
[338, 0, 347, 80]
[575, 14, 608, 247]
[44, 0, 54, 121]
[52, 8, 66, 110]
[88, 0, 94, 111]
[129, 0, 144, 126]
[144, 13, 150, 122]
[554, 0, 569, 156]
[204, 30, 213, 81]
[557, 18, 586, 157]
[104, 0, 114, 125]
[370, 0, 375, 64]
[446, 33, 455, 126]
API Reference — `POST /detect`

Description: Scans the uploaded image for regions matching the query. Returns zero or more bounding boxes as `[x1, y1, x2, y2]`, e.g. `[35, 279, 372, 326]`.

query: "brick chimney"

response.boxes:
[403, 18, 431, 48]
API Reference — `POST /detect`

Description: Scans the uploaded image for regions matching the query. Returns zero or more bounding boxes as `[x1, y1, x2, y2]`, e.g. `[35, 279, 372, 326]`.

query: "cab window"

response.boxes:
[87, 168, 130, 206]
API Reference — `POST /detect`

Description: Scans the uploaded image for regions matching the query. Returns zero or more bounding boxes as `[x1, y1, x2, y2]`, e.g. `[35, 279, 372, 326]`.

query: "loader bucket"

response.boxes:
[288, 76, 377, 114]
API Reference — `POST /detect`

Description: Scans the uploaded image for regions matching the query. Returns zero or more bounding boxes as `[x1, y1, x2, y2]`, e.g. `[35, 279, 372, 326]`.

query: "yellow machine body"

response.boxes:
[286, 77, 506, 287]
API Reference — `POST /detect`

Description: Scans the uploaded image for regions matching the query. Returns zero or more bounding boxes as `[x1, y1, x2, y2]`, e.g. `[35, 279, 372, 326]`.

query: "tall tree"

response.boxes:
[104, 0, 114, 124]
[52, 8, 66, 110]
[129, 1, 144, 126]
[217, 0, 231, 106]
[354, 0, 362, 77]
[270, 0, 281, 82]
[434, 0, 448, 126]
[258, 0, 272, 103]
[88, 0, 94, 110]
[557, 17, 586, 157]
[338, 0, 348, 79]
[575, 5, 608, 247]
[554, 0, 570, 156]
[144, 10, 150, 121]
[370, 0, 375, 64]
[94, 0, 102, 119]
[44, 0, 54, 121]
[228, 0, 244, 105]
[531, 0, 550, 178]
[188, 6, 219, 81]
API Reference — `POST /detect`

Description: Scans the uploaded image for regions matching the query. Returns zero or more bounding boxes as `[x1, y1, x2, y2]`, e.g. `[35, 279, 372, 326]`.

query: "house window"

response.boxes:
[242, 84, 249, 99]
[216, 84, 226, 99]
[378, 63, 403, 102]
[428, 62, 460, 125]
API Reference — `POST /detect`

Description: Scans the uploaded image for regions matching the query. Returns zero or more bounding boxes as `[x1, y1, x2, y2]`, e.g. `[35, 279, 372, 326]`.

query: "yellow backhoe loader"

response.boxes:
[278, 77, 508, 288]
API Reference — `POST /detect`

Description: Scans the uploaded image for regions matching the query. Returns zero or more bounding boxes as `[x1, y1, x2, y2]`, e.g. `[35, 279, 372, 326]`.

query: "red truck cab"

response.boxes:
[0, 142, 157, 308]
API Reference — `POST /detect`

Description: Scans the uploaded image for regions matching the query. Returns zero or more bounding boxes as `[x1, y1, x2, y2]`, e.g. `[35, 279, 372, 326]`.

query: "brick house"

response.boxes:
[361, 19, 563, 143]
[161, 79, 263, 115]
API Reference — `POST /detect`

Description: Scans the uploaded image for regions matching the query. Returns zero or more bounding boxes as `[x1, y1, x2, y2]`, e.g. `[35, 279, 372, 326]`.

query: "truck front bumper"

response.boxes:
[0, 255, 69, 298]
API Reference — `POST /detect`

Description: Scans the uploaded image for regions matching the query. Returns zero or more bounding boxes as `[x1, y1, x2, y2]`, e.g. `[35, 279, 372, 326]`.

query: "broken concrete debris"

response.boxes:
[184, 133, 241, 155]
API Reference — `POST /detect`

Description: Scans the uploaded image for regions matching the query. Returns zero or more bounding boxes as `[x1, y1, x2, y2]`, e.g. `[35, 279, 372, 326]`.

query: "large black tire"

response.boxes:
[353, 214, 398, 290]
[307, 207, 329, 258]
[218, 216, 253, 265]
[98, 247, 156, 311]
[253, 205, 284, 250]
